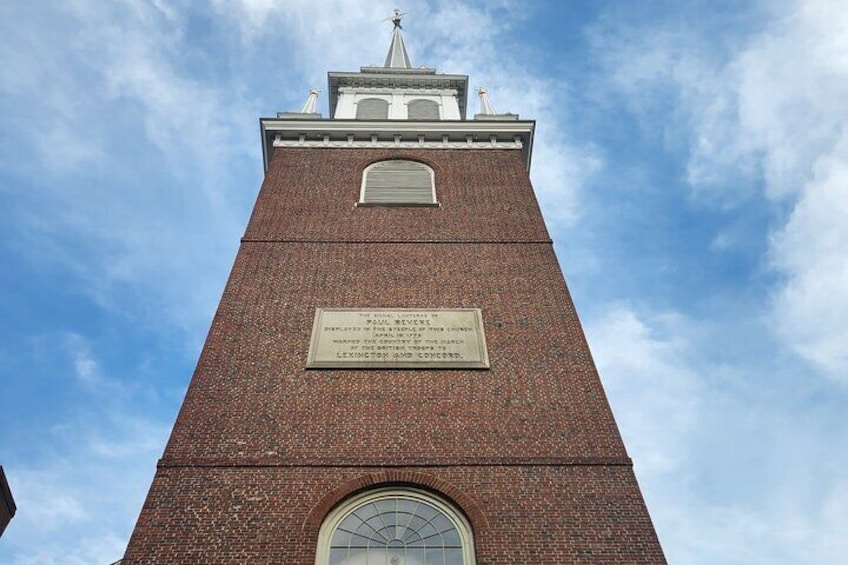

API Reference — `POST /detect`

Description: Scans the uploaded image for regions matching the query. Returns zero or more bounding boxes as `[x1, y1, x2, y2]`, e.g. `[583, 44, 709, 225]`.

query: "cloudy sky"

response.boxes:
[1, 0, 846, 563]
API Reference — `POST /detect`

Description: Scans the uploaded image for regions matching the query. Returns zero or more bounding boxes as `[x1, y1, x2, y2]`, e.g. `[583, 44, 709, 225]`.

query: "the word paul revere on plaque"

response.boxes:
[306, 308, 490, 369]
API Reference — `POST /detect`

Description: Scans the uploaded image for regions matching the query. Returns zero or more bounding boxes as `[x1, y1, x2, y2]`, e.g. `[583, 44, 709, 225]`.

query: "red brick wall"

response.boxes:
[124, 148, 665, 563]
[126, 466, 662, 564]
[244, 149, 551, 243]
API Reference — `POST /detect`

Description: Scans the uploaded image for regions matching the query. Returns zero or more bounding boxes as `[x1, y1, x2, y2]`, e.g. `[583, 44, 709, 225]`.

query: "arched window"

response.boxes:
[360, 160, 437, 206]
[356, 98, 389, 120]
[407, 99, 440, 120]
[316, 487, 476, 565]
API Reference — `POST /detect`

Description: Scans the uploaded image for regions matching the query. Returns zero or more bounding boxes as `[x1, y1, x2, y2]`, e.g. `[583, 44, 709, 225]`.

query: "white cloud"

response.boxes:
[209, 0, 391, 75]
[3, 450, 154, 565]
[587, 306, 702, 478]
[586, 305, 848, 564]
[589, 0, 848, 382]
[67, 332, 114, 392]
[10, 534, 127, 565]
[771, 134, 848, 379]
[0, 4, 104, 171]
[4, 423, 166, 564]
[694, 0, 848, 381]
[2, 340, 170, 564]
[11, 471, 88, 530]
[691, 0, 848, 201]
[419, 1, 601, 224]
[0, 1, 256, 338]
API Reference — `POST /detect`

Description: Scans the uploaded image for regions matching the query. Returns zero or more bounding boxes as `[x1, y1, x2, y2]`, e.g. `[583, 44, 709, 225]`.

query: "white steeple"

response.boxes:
[262, 11, 533, 172]
[327, 12, 467, 120]
[383, 9, 412, 69]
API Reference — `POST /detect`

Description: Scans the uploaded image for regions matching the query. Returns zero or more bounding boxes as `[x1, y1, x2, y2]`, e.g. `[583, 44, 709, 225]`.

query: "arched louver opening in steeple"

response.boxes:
[356, 98, 389, 120]
[407, 99, 440, 120]
[360, 160, 437, 206]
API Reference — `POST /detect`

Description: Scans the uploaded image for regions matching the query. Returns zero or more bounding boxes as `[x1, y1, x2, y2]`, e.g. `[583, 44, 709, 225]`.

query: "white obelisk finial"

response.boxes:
[477, 87, 497, 115]
[300, 88, 319, 114]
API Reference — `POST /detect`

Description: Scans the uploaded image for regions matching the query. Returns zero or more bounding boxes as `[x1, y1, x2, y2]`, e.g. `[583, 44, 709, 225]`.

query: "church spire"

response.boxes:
[383, 9, 412, 69]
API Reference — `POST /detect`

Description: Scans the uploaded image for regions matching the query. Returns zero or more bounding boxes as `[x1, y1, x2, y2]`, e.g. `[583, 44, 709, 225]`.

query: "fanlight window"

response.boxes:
[407, 99, 440, 120]
[360, 160, 437, 206]
[317, 488, 475, 565]
[356, 98, 389, 120]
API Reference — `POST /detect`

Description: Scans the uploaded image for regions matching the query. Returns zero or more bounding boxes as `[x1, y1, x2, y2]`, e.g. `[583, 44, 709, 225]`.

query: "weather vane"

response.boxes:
[385, 8, 406, 30]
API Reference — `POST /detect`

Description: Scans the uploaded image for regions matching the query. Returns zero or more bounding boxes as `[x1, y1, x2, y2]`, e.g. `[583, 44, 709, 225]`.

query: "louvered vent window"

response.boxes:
[408, 99, 440, 120]
[356, 98, 389, 120]
[360, 160, 437, 206]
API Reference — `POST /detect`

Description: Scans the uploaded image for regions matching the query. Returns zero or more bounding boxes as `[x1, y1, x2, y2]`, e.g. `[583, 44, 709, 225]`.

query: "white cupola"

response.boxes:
[328, 10, 467, 121]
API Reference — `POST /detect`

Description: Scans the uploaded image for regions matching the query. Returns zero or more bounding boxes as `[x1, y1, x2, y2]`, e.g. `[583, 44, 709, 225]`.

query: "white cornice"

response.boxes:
[273, 138, 523, 150]
[259, 119, 535, 173]
[338, 86, 459, 96]
[261, 119, 533, 136]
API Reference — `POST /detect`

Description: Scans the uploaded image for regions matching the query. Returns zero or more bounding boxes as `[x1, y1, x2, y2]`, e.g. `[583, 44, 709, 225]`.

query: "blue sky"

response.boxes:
[1, 1, 846, 563]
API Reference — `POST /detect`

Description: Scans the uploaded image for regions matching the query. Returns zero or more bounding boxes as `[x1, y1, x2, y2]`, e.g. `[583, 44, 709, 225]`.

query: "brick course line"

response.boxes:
[240, 239, 555, 244]
[156, 458, 634, 468]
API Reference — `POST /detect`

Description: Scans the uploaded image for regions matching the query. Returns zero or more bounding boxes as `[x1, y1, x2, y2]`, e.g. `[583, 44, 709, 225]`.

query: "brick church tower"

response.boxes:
[124, 13, 665, 564]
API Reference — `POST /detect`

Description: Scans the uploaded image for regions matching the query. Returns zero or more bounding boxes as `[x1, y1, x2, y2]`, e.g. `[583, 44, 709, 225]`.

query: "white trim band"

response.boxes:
[273, 139, 523, 150]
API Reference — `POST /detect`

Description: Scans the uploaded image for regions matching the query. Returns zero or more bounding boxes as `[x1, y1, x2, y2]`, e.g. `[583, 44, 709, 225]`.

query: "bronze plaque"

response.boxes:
[307, 308, 489, 369]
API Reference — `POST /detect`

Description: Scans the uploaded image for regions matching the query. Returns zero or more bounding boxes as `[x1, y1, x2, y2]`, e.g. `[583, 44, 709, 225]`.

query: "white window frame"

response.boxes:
[315, 487, 477, 565]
